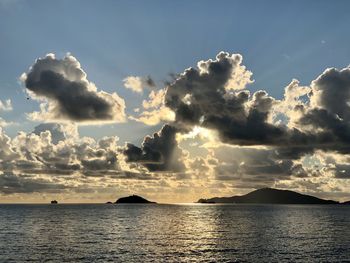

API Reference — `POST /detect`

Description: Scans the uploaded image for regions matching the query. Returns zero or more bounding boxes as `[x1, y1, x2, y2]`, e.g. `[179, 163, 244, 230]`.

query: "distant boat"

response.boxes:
[51, 200, 58, 204]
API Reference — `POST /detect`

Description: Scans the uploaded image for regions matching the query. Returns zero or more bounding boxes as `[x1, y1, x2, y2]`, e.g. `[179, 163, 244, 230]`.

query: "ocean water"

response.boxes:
[0, 204, 349, 262]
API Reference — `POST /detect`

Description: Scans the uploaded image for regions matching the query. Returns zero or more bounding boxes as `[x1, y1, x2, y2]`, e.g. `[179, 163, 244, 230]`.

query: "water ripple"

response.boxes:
[0, 204, 349, 262]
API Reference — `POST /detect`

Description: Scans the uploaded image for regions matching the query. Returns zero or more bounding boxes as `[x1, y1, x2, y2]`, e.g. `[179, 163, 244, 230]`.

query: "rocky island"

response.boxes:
[197, 188, 339, 205]
[115, 195, 156, 204]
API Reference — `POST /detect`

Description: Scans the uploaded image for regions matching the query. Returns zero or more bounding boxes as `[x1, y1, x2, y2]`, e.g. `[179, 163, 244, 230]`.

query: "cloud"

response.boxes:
[211, 146, 307, 183]
[121, 52, 350, 198]
[123, 124, 185, 172]
[308, 67, 350, 122]
[21, 53, 126, 124]
[0, 122, 186, 195]
[3, 51, 350, 201]
[144, 76, 156, 88]
[163, 52, 350, 160]
[129, 106, 175, 126]
[32, 123, 78, 144]
[0, 99, 13, 127]
[164, 51, 289, 145]
[291, 67, 350, 154]
[123, 75, 156, 93]
[0, 124, 123, 190]
[0, 99, 12, 111]
[129, 89, 175, 125]
[177, 138, 309, 189]
[0, 118, 15, 127]
[142, 89, 165, 109]
[0, 173, 68, 194]
[0, 120, 177, 196]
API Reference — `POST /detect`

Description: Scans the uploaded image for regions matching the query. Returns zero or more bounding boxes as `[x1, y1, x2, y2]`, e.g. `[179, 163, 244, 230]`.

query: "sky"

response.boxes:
[1, 0, 350, 203]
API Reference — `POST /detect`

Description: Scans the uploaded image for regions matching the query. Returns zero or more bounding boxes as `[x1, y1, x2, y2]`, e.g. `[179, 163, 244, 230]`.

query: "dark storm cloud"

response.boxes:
[298, 109, 350, 146]
[311, 67, 350, 121]
[164, 52, 288, 145]
[123, 124, 185, 172]
[204, 93, 284, 145]
[293, 67, 350, 155]
[164, 52, 350, 158]
[22, 54, 125, 123]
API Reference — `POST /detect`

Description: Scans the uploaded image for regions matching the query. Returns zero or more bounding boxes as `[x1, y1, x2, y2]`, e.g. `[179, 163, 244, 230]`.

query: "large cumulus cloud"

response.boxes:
[21, 53, 126, 123]
[164, 52, 350, 158]
[164, 52, 288, 145]
[123, 124, 185, 172]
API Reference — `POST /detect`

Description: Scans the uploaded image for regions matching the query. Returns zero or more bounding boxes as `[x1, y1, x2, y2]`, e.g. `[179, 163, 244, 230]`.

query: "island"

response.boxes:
[197, 188, 339, 204]
[115, 195, 156, 204]
[50, 200, 58, 204]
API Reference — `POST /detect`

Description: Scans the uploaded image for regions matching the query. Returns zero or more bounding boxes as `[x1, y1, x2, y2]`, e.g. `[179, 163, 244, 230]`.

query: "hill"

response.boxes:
[115, 195, 156, 204]
[197, 188, 338, 204]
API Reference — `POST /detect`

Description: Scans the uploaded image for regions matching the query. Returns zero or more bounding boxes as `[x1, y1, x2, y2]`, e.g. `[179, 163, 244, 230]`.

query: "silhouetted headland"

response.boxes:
[50, 200, 58, 204]
[115, 195, 156, 204]
[342, 201, 350, 205]
[197, 188, 339, 204]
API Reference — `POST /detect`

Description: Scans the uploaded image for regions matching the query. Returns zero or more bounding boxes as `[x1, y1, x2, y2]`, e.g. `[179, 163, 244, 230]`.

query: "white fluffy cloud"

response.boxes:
[123, 76, 143, 93]
[129, 89, 175, 125]
[123, 75, 155, 93]
[0, 123, 136, 195]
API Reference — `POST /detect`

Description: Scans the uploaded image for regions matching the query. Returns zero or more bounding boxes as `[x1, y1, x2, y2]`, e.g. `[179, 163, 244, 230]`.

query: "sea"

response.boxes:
[0, 204, 349, 262]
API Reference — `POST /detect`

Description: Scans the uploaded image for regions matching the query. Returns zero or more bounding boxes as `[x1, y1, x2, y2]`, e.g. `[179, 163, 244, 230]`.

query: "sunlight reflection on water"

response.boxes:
[0, 204, 349, 262]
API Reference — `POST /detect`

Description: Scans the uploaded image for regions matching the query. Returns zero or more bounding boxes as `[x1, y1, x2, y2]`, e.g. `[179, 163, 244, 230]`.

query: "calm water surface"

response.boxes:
[0, 204, 349, 262]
